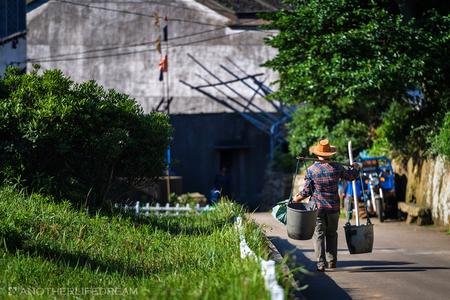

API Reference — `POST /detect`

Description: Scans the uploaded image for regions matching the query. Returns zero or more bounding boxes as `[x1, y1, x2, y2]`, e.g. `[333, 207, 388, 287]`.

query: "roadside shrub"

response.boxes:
[329, 119, 369, 161]
[287, 104, 331, 157]
[0, 67, 172, 208]
[375, 100, 431, 156]
[287, 103, 368, 161]
[431, 113, 450, 158]
[368, 126, 391, 156]
[271, 147, 297, 173]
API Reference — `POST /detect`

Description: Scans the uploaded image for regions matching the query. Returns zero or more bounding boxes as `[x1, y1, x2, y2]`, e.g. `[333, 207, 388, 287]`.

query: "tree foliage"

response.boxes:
[287, 104, 369, 160]
[0, 67, 172, 208]
[263, 0, 450, 158]
[431, 112, 450, 159]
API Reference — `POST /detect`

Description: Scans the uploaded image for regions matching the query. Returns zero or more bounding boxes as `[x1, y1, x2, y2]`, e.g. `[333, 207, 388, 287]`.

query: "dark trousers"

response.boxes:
[313, 211, 339, 267]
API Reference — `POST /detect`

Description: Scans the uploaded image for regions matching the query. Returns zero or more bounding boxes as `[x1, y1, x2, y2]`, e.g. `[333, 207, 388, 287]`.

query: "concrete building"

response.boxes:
[0, 0, 27, 75]
[26, 0, 285, 208]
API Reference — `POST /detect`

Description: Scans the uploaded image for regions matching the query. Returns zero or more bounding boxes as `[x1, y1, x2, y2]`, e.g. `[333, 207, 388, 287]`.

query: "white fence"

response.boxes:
[115, 201, 213, 216]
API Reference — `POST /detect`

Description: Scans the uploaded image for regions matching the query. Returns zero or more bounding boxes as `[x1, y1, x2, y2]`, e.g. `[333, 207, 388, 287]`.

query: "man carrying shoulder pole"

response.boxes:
[293, 139, 361, 272]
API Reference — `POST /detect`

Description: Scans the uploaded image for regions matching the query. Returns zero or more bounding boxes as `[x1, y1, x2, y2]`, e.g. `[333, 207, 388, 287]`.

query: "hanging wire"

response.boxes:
[52, 0, 234, 27]
[18, 30, 249, 64]
[21, 0, 275, 65]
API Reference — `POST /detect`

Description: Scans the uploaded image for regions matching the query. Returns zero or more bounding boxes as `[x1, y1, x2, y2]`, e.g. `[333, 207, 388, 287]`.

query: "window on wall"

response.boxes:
[0, 0, 26, 39]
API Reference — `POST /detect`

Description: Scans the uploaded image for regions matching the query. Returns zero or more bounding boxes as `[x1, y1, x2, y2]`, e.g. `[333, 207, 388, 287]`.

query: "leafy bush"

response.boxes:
[368, 126, 391, 156]
[287, 104, 331, 157]
[372, 100, 437, 156]
[431, 113, 450, 158]
[271, 147, 297, 173]
[329, 119, 369, 161]
[287, 103, 368, 161]
[0, 67, 172, 208]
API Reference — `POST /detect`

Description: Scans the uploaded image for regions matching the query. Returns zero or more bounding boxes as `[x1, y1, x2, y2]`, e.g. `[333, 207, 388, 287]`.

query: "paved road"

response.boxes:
[251, 213, 450, 300]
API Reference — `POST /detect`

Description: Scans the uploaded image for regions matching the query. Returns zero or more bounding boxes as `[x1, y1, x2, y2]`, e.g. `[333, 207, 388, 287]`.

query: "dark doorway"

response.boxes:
[216, 150, 233, 199]
[219, 150, 233, 172]
[216, 146, 248, 203]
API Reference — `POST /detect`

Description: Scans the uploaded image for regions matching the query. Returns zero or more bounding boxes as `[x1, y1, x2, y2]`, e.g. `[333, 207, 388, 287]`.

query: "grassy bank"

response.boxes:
[0, 187, 272, 299]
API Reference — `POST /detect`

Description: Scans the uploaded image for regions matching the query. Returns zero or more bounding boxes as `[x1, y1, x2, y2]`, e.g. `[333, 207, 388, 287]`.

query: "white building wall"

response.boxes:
[27, 0, 279, 114]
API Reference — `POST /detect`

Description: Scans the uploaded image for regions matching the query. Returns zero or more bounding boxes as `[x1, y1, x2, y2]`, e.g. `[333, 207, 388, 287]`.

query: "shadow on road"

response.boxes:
[344, 266, 450, 272]
[269, 235, 450, 299]
[269, 236, 352, 300]
[338, 260, 412, 267]
[337, 259, 450, 272]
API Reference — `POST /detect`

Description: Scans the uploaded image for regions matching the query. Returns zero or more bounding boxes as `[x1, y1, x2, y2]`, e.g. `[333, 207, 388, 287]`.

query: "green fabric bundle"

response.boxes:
[271, 199, 289, 225]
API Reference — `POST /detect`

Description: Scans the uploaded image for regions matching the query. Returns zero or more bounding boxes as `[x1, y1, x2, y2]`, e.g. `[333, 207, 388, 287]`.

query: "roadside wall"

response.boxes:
[261, 168, 306, 211]
[393, 156, 450, 226]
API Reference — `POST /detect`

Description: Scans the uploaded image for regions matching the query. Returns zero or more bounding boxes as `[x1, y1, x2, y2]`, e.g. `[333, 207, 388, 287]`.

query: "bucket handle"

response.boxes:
[288, 158, 317, 211]
[288, 158, 302, 204]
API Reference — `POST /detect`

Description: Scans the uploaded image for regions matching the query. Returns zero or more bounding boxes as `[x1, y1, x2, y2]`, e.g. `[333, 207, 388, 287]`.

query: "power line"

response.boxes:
[26, 30, 249, 63]
[28, 40, 153, 61]
[52, 0, 228, 27]
[26, 18, 271, 62]
[86, 0, 236, 16]
[25, 1, 271, 62]
[26, 23, 248, 61]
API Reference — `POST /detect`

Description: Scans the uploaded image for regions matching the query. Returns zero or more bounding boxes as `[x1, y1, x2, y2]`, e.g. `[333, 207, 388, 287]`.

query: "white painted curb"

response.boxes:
[235, 216, 284, 300]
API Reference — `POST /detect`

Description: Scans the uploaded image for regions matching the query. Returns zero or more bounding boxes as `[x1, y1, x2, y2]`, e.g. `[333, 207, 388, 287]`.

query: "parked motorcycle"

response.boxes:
[359, 156, 396, 222]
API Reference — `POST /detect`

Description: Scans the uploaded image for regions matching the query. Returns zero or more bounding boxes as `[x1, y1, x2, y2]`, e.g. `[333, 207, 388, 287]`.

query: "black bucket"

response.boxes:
[344, 223, 374, 254]
[286, 202, 318, 240]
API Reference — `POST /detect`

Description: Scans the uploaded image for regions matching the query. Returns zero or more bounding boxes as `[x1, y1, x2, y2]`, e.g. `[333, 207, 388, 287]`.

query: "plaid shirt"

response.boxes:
[299, 162, 359, 213]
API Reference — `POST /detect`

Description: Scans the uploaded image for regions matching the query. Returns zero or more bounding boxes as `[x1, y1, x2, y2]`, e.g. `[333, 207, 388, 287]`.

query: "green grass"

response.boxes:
[0, 187, 274, 299]
[339, 208, 346, 219]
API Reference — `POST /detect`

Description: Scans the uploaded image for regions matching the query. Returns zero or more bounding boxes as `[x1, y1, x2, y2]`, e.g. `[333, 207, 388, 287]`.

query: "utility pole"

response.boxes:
[163, 16, 171, 202]
[155, 12, 171, 202]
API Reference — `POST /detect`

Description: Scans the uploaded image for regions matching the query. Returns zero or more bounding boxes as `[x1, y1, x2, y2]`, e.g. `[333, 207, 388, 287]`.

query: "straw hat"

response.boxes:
[309, 139, 336, 157]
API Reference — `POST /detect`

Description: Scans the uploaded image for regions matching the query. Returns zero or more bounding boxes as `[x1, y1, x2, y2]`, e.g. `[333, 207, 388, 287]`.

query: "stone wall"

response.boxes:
[260, 168, 306, 211]
[393, 156, 450, 226]
[260, 169, 292, 210]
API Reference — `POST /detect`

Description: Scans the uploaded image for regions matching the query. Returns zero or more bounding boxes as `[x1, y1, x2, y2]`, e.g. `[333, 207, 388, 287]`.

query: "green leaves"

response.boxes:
[0, 67, 172, 207]
[264, 0, 450, 158]
[329, 119, 369, 160]
[287, 104, 332, 156]
[431, 113, 450, 158]
[287, 103, 369, 160]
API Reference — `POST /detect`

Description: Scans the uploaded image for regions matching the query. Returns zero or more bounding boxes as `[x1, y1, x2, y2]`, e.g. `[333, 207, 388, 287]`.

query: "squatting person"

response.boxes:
[293, 139, 360, 272]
